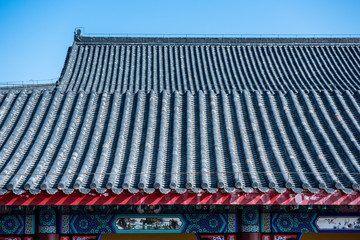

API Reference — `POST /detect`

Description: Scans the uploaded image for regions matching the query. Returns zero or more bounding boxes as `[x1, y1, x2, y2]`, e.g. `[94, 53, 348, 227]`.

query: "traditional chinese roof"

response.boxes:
[1, 35, 360, 205]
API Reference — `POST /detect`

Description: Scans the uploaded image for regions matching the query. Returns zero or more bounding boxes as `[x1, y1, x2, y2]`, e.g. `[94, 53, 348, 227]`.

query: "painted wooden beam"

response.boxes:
[0, 189, 360, 205]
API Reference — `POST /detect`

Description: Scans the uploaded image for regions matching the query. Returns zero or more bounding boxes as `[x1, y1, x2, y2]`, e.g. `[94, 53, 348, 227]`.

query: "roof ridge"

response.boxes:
[75, 35, 360, 45]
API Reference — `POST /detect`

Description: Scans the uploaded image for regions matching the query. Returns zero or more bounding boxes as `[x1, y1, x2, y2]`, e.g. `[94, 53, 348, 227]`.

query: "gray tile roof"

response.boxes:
[1, 36, 360, 195]
[60, 37, 360, 93]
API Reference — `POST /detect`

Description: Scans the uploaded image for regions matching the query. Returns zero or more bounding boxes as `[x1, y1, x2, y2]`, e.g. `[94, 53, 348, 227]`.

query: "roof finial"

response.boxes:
[74, 28, 82, 41]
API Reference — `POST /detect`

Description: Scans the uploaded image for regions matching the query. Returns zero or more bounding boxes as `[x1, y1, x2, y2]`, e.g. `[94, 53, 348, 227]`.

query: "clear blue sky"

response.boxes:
[0, 0, 359, 85]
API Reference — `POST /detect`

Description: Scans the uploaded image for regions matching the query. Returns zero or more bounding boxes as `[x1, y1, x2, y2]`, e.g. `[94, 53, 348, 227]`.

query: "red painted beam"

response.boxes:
[0, 189, 359, 205]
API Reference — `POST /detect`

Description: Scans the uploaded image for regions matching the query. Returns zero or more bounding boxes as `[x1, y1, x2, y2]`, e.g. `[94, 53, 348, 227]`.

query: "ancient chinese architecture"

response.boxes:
[1, 32, 360, 240]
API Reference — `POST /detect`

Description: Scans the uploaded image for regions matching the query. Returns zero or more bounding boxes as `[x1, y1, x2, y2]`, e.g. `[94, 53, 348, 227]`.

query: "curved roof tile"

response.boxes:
[58, 39, 360, 93]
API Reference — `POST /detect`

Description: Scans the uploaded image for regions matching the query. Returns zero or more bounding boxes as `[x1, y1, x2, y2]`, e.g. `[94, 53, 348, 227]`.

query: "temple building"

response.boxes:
[1, 31, 360, 240]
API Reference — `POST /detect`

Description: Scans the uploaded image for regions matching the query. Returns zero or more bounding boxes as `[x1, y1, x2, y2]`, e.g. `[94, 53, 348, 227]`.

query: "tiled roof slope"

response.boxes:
[59, 36, 360, 93]
[0, 36, 360, 196]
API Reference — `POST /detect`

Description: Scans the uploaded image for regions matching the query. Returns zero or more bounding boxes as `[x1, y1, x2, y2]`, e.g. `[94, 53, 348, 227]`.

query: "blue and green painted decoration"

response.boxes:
[271, 213, 317, 232]
[0, 215, 24, 234]
[39, 207, 56, 233]
[1, 205, 360, 235]
[268, 213, 360, 233]
[64, 213, 237, 234]
[242, 206, 259, 232]
[0, 214, 35, 234]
